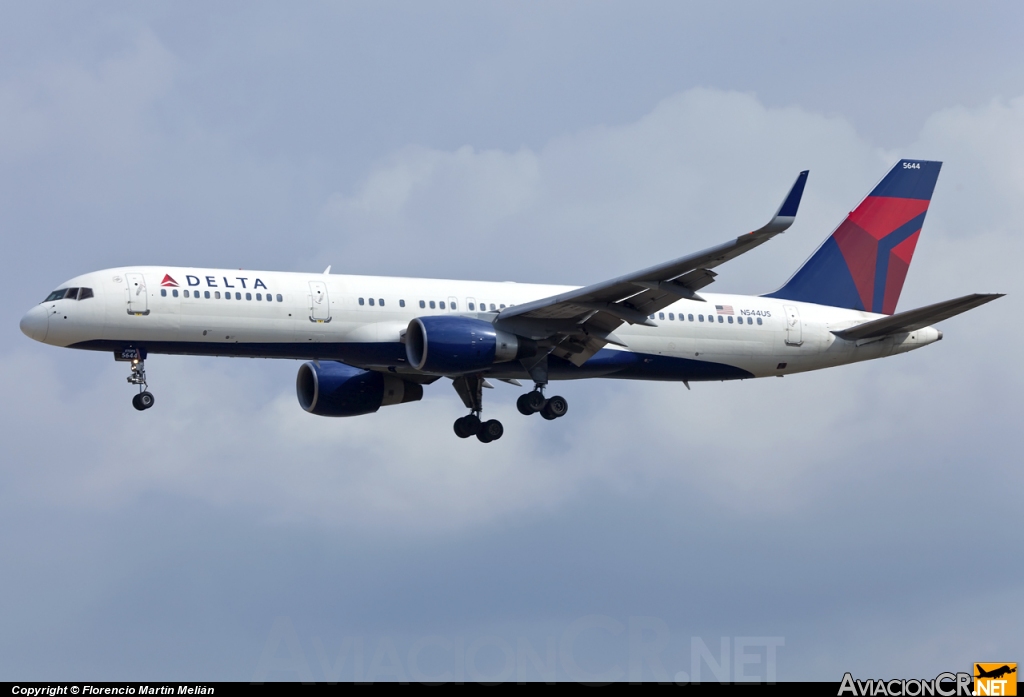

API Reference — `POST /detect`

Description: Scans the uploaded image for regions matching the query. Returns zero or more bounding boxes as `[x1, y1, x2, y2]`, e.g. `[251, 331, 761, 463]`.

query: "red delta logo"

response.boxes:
[160, 274, 179, 287]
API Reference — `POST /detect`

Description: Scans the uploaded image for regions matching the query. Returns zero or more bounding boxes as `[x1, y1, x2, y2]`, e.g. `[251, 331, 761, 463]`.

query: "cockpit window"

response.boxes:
[44, 289, 68, 302]
[64, 288, 80, 299]
[78, 288, 94, 300]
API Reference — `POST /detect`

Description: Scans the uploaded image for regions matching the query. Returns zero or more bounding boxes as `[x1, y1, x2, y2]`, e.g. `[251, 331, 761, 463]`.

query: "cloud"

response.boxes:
[2, 56, 1021, 677]
[0, 30, 176, 167]
[315, 89, 887, 289]
[7, 88, 1020, 536]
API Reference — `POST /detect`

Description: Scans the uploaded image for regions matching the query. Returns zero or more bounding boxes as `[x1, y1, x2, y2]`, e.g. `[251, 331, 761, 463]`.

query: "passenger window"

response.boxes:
[399, 299, 405, 307]
[717, 315, 723, 323]
[174, 289, 180, 297]
[225, 292, 231, 299]
[468, 302, 475, 311]
[439, 301, 445, 309]
[205, 291, 210, 299]
[500, 304, 505, 309]
[368, 298, 374, 306]
[161, 289, 167, 297]
[649, 315, 655, 320]
[256, 293, 262, 301]
[233, 292, 239, 300]
[246, 292, 252, 300]
[215, 291, 221, 299]
[747, 317, 752, 324]
[359, 298, 364, 305]
[429, 301, 436, 309]
[419, 300, 425, 308]
[79, 288, 94, 300]
[698, 314, 704, 322]
[659, 312, 665, 320]
[668, 313, 674, 320]
[183, 290, 190, 298]
[490, 304, 496, 311]
[757, 317, 763, 325]
[379, 299, 384, 307]
[266, 294, 272, 301]
[276, 294, 283, 302]
[451, 301, 457, 310]
[727, 316, 733, 324]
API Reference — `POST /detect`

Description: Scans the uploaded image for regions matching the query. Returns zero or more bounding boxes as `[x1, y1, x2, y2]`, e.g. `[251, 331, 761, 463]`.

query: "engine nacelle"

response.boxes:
[405, 316, 533, 374]
[296, 361, 423, 417]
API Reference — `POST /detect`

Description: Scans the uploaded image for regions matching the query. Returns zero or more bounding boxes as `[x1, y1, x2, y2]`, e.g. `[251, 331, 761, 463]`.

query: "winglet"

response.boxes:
[751, 170, 809, 236]
[777, 170, 809, 218]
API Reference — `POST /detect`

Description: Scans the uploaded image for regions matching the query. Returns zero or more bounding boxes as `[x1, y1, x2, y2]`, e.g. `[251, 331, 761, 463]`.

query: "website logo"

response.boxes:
[974, 663, 1016, 696]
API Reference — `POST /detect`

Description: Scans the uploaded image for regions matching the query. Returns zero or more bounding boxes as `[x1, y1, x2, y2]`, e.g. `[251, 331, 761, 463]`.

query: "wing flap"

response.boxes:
[832, 293, 1003, 341]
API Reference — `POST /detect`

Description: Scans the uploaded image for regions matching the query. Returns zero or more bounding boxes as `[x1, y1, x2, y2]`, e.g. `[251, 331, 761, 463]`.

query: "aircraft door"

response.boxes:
[309, 281, 331, 323]
[125, 273, 150, 316]
[784, 304, 803, 346]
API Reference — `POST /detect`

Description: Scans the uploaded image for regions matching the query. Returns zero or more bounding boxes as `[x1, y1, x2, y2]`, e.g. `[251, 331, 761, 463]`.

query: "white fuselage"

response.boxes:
[20, 266, 941, 382]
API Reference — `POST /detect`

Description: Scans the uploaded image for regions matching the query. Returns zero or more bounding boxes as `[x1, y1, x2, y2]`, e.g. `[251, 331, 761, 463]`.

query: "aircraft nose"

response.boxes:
[20, 305, 49, 343]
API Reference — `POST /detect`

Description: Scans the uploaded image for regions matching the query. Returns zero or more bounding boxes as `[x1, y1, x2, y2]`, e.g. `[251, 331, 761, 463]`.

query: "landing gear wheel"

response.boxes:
[541, 395, 568, 420]
[454, 414, 481, 438]
[517, 390, 546, 415]
[476, 419, 504, 443]
[133, 392, 155, 411]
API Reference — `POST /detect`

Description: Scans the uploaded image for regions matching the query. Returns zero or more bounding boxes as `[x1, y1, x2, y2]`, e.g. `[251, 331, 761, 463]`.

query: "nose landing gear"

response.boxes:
[127, 356, 155, 411]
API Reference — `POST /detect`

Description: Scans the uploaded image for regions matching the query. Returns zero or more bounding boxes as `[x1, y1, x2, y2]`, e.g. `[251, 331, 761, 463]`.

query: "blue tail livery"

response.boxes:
[765, 159, 942, 314]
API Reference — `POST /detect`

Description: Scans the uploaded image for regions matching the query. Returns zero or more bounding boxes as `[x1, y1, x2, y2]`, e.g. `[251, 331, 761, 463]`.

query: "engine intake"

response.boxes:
[296, 361, 423, 417]
[405, 316, 534, 374]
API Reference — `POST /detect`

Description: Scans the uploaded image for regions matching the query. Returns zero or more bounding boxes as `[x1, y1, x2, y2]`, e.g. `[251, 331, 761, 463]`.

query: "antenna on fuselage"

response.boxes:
[323, 265, 331, 274]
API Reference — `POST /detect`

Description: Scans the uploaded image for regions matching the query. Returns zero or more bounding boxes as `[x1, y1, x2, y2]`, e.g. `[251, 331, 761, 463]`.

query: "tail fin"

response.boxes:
[765, 159, 942, 314]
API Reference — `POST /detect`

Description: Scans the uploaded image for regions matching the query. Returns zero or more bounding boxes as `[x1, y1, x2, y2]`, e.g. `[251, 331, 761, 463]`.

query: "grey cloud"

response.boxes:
[0, 3, 1021, 682]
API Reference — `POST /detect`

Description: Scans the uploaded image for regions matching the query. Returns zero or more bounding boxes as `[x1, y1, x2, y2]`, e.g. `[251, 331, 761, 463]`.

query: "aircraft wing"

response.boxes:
[832, 293, 1004, 341]
[495, 170, 808, 364]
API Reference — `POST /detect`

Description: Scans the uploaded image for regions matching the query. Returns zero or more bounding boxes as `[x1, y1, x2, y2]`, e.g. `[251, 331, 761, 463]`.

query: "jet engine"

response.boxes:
[405, 316, 535, 374]
[296, 361, 423, 417]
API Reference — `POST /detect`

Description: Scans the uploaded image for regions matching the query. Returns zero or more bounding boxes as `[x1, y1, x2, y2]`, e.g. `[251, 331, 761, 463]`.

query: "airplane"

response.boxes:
[19, 159, 1002, 443]
[975, 665, 1016, 680]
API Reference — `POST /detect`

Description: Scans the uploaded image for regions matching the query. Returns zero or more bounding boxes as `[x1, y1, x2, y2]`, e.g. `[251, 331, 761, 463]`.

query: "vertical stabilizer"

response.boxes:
[765, 159, 941, 314]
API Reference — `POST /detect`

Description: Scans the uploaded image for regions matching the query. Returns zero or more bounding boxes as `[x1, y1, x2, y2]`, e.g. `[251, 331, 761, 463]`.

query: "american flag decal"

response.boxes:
[715, 304, 734, 315]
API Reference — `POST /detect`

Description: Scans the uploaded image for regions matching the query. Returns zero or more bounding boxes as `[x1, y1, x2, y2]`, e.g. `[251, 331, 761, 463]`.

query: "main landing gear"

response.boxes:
[127, 356, 155, 411]
[516, 387, 568, 421]
[451, 375, 503, 443]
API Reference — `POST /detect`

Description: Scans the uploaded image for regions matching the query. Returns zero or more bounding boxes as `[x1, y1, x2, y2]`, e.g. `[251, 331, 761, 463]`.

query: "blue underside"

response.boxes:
[69, 339, 754, 382]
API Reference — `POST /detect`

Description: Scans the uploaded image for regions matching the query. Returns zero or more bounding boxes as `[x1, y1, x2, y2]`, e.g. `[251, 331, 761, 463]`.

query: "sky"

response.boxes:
[1, 0, 1022, 683]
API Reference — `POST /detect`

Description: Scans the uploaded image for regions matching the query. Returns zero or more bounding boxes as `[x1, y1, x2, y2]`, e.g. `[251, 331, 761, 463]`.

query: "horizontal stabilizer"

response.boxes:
[832, 293, 1003, 341]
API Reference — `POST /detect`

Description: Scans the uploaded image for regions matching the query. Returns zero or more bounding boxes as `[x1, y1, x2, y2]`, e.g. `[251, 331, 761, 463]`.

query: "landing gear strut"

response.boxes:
[127, 356, 155, 411]
[451, 374, 502, 443]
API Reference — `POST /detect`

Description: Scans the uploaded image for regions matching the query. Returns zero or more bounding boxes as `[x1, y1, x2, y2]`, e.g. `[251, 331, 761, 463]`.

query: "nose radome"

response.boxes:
[20, 305, 48, 342]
